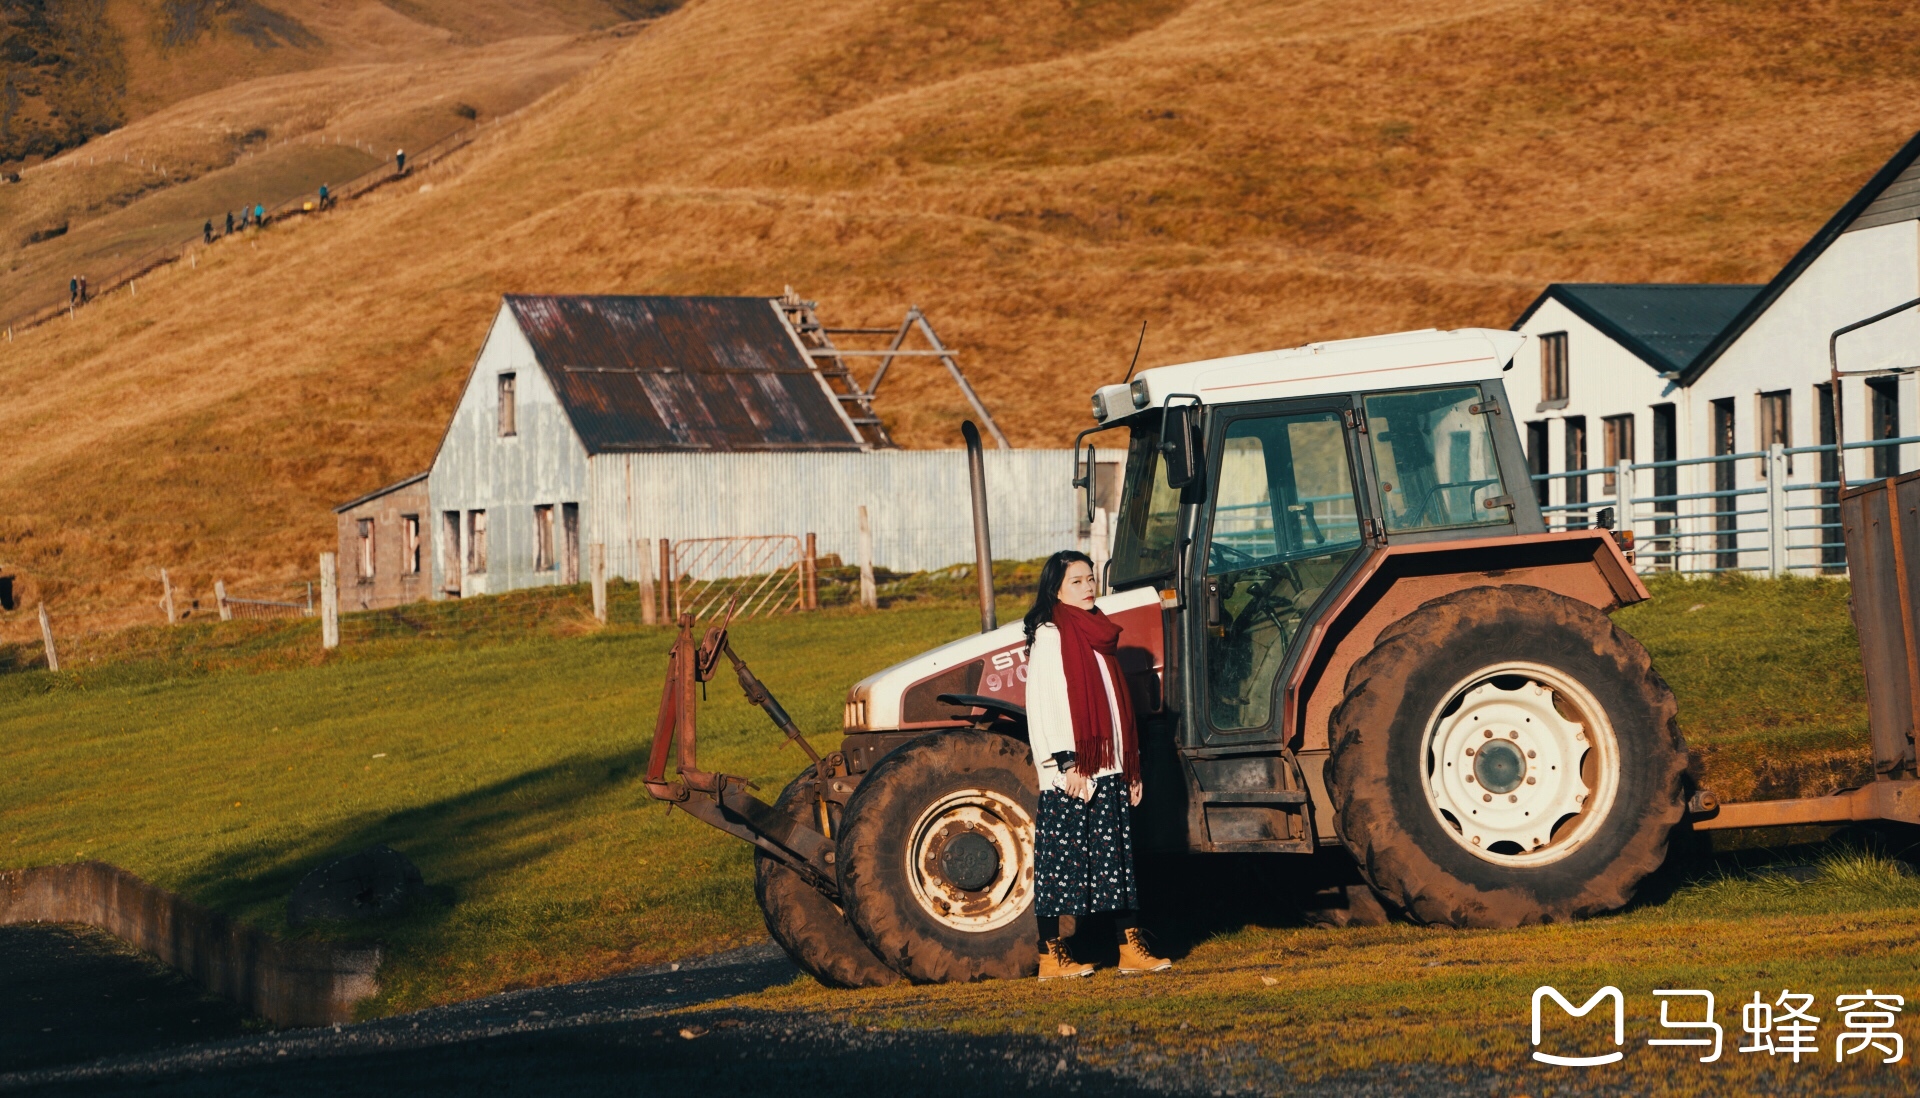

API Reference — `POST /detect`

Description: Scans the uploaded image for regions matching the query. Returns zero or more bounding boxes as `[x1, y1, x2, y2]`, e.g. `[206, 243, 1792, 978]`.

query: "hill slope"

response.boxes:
[4, 0, 1920, 637]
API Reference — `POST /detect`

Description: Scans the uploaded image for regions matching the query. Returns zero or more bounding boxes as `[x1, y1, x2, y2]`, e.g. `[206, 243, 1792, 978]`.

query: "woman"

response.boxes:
[1024, 550, 1171, 980]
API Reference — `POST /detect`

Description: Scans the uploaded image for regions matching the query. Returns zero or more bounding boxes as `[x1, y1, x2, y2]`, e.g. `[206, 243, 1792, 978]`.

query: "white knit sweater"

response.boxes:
[1025, 623, 1128, 793]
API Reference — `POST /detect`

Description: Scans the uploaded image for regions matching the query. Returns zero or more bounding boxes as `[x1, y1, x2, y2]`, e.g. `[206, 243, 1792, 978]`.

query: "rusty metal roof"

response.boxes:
[504, 295, 862, 453]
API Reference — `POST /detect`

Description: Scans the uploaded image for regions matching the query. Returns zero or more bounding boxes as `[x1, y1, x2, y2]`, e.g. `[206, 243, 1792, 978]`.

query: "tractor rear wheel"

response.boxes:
[754, 771, 899, 988]
[1328, 585, 1687, 928]
[836, 730, 1039, 982]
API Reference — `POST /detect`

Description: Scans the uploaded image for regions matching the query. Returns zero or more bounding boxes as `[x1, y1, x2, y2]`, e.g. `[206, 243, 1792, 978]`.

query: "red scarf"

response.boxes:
[1050, 603, 1140, 783]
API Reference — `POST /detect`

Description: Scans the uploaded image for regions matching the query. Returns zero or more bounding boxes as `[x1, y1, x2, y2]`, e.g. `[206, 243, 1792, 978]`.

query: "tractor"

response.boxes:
[643, 320, 1920, 987]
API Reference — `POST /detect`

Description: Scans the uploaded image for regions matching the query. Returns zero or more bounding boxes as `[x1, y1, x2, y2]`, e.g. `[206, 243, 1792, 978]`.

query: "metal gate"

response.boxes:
[671, 536, 805, 619]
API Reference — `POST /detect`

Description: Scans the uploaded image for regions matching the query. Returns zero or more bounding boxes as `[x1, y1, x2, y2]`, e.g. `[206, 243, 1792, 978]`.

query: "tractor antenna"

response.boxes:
[1121, 321, 1148, 384]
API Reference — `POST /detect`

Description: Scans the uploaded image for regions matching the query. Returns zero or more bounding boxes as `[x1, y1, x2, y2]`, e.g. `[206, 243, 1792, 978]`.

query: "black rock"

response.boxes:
[288, 844, 426, 927]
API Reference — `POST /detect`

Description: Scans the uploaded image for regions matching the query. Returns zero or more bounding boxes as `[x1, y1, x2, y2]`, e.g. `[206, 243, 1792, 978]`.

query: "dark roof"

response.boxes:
[504, 295, 861, 453]
[333, 471, 428, 514]
[1680, 128, 1920, 384]
[1511, 284, 1764, 374]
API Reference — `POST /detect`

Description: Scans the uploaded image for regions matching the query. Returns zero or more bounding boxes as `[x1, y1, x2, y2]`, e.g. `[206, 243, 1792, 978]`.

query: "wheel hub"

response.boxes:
[1422, 663, 1619, 867]
[905, 788, 1033, 932]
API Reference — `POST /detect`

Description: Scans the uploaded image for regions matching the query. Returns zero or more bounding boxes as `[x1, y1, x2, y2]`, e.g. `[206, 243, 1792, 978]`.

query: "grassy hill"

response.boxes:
[4, 0, 1920, 636]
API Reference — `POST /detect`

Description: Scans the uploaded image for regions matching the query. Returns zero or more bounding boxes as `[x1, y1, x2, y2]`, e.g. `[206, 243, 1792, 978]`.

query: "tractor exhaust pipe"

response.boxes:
[963, 421, 997, 633]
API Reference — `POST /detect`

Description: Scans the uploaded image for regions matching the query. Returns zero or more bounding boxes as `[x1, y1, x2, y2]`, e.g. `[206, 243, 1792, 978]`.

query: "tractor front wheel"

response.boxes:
[836, 730, 1039, 982]
[754, 771, 899, 988]
[1328, 585, 1687, 928]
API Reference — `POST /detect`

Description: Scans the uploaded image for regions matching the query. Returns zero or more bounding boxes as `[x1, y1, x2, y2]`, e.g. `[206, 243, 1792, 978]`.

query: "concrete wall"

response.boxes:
[333, 477, 432, 611]
[0, 862, 378, 1028]
[428, 306, 592, 599]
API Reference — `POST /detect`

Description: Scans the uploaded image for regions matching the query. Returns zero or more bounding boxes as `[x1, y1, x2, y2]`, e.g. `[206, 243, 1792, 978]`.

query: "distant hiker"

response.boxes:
[78, 275, 88, 303]
[253, 203, 264, 226]
[395, 149, 406, 174]
[203, 218, 213, 244]
[68, 276, 77, 306]
[318, 182, 331, 210]
[225, 211, 234, 235]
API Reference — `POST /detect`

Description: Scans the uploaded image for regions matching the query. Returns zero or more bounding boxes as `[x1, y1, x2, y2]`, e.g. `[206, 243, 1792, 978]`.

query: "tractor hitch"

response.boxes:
[642, 602, 841, 896]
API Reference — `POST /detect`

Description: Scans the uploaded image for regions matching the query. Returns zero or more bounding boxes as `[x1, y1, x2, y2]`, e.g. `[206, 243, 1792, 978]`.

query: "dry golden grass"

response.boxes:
[5, 0, 1920, 637]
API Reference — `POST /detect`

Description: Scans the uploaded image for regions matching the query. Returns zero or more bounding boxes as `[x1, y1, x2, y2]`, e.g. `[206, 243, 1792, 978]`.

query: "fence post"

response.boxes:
[1615, 461, 1635, 565]
[659, 538, 674, 621]
[37, 602, 59, 672]
[803, 533, 818, 611]
[636, 540, 657, 626]
[590, 543, 607, 623]
[215, 579, 231, 621]
[159, 568, 176, 624]
[858, 506, 878, 610]
[1767, 443, 1790, 577]
[319, 552, 339, 649]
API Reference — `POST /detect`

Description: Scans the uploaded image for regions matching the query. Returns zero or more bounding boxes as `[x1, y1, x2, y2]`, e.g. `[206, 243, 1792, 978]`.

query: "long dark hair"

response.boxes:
[1024, 550, 1095, 651]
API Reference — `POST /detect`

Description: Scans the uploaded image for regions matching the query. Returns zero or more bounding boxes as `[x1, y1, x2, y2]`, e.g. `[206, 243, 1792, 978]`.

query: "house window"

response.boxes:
[356, 518, 375, 581]
[402, 515, 421, 575]
[534, 505, 556, 572]
[467, 510, 488, 574]
[1869, 377, 1900, 478]
[1757, 390, 1791, 476]
[1526, 421, 1549, 506]
[1563, 416, 1588, 526]
[1602, 414, 1635, 494]
[498, 373, 517, 438]
[1539, 333, 1569, 408]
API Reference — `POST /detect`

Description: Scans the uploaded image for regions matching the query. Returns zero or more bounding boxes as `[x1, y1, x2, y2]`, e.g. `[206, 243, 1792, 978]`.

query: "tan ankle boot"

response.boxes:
[1037, 937, 1094, 980]
[1117, 928, 1171, 974]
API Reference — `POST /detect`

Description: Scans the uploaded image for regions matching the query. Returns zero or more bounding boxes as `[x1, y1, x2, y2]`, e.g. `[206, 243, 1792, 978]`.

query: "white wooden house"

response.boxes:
[1510, 130, 1920, 572]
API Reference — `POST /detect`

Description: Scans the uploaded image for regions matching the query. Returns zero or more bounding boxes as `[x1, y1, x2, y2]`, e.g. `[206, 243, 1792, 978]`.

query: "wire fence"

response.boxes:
[1, 115, 508, 338]
[1534, 435, 1916, 576]
[671, 536, 806, 620]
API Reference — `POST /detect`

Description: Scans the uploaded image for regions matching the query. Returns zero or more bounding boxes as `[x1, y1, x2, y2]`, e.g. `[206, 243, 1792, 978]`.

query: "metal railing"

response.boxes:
[1532, 435, 1920, 575]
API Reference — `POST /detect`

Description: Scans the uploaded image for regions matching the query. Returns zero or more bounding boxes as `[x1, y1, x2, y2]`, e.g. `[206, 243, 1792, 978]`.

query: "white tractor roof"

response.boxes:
[1095, 327, 1524, 420]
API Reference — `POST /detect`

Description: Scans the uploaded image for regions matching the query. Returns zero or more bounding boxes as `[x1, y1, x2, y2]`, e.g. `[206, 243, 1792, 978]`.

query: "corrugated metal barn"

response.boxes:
[426, 295, 1079, 599]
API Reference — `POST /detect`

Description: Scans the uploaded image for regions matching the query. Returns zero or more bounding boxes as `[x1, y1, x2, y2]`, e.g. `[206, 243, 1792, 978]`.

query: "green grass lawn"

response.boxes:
[0, 571, 1884, 1024]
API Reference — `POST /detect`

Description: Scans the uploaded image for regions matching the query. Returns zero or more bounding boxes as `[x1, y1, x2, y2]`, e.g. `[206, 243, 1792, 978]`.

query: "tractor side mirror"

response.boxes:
[1161, 404, 1200, 490]
[1072, 442, 1097, 524]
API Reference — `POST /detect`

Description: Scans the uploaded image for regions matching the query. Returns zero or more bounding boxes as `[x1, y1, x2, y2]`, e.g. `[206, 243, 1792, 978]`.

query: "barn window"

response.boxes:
[534, 505, 556, 572]
[498, 373, 517, 438]
[1539, 333, 1569, 408]
[402, 515, 421, 575]
[1602, 414, 1634, 494]
[356, 518, 375, 581]
[1757, 390, 1791, 476]
[468, 510, 488, 574]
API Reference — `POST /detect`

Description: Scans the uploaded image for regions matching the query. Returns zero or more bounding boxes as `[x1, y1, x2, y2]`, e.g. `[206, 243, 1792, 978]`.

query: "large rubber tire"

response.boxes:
[836, 730, 1039, 983]
[1328, 584, 1687, 928]
[754, 772, 900, 988]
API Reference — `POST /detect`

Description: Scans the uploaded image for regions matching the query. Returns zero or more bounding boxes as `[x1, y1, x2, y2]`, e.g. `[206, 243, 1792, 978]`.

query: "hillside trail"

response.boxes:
[3, 0, 1916, 638]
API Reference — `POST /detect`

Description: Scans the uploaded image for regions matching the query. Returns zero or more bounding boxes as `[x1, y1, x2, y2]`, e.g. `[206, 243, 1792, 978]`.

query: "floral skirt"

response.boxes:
[1034, 773, 1138, 917]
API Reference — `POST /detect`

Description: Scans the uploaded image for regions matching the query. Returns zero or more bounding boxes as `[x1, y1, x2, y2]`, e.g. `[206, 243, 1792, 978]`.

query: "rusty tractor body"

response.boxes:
[645, 322, 1920, 986]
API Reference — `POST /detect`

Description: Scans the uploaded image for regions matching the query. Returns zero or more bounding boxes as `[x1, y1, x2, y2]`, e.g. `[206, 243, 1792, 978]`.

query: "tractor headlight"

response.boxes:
[1091, 391, 1109, 422]
[1129, 378, 1150, 409]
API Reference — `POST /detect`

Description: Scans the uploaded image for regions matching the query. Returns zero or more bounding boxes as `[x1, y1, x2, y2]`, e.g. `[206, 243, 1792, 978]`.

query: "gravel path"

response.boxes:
[2, 926, 1853, 1096]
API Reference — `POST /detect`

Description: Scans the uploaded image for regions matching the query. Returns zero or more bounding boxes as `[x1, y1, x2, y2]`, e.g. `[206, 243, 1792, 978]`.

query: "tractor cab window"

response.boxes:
[1204, 410, 1364, 732]
[1364, 386, 1509, 534]
[1110, 427, 1183, 587]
